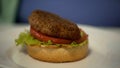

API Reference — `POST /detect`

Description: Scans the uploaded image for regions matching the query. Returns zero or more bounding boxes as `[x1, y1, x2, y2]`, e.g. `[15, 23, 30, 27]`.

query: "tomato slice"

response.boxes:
[30, 27, 72, 44]
[30, 27, 88, 44]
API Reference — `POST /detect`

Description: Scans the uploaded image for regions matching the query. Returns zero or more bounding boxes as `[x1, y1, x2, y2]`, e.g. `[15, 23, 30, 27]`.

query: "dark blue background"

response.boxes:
[16, 0, 120, 27]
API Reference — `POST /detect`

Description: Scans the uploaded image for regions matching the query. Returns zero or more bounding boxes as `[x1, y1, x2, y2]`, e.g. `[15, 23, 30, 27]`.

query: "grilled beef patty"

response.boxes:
[29, 10, 80, 40]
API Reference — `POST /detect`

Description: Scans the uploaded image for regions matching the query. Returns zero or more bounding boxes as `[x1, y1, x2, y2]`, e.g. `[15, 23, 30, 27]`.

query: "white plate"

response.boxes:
[0, 25, 120, 68]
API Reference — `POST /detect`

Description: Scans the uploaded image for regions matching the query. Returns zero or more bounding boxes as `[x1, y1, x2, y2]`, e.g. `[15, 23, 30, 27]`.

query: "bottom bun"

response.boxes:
[26, 42, 88, 63]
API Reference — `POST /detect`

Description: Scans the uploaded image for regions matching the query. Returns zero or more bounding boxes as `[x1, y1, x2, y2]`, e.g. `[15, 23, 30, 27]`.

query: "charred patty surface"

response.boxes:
[29, 10, 80, 40]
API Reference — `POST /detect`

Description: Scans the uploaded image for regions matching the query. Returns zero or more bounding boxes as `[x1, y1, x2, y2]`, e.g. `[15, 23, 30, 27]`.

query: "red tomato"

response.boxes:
[30, 27, 72, 44]
[30, 27, 88, 44]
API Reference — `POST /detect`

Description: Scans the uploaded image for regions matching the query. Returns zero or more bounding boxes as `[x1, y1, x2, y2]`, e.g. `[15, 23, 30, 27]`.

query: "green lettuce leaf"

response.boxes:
[15, 31, 54, 46]
[15, 31, 87, 47]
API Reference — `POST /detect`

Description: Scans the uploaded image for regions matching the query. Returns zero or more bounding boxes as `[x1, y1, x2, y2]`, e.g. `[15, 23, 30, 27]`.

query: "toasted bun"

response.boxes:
[26, 41, 88, 63]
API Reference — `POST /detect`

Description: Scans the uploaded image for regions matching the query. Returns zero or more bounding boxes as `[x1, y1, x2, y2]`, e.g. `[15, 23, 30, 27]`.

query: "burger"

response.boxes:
[15, 10, 88, 63]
